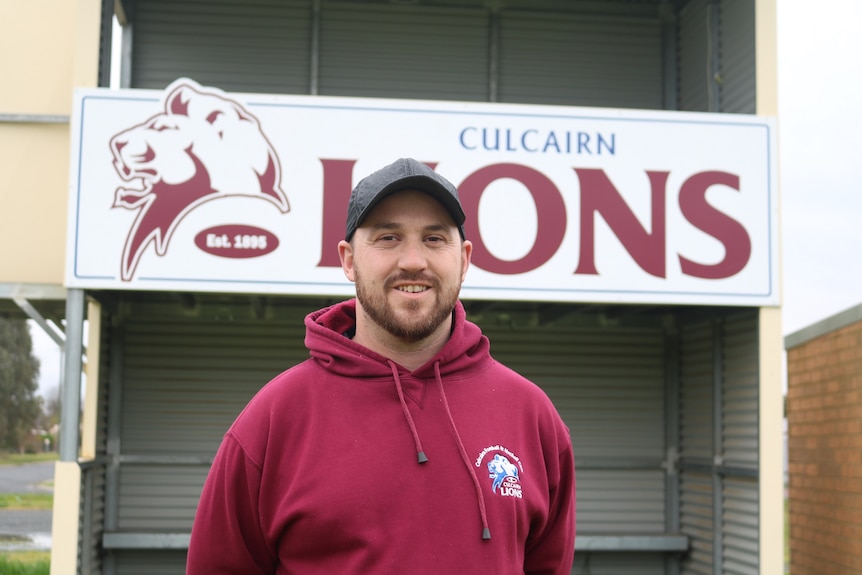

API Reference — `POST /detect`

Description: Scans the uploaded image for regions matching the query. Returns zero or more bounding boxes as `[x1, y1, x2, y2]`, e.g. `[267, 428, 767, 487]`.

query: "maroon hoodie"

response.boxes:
[187, 299, 575, 574]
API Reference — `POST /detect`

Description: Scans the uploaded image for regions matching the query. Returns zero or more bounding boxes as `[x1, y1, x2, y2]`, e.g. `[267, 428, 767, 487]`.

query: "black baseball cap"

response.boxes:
[345, 158, 466, 241]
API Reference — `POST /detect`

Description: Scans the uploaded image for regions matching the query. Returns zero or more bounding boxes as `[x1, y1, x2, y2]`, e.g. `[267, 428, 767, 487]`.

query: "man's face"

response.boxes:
[339, 189, 472, 344]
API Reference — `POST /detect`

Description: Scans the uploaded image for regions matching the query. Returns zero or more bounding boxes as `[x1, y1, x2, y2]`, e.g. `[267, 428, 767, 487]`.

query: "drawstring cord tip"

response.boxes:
[417, 451, 428, 464]
[482, 528, 491, 540]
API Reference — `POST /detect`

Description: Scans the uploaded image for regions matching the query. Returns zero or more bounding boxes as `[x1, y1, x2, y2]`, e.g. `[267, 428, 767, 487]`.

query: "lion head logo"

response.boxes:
[488, 454, 520, 493]
[109, 78, 289, 280]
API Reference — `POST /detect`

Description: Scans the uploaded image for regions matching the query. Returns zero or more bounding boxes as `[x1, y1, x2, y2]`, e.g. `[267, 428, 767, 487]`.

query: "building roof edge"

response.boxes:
[784, 302, 862, 349]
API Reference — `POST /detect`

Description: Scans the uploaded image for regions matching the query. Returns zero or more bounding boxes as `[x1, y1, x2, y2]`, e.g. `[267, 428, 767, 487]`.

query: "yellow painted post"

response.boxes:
[50, 462, 82, 575]
[759, 306, 784, 575]
[81, 299, 102, 460]
[756, 0, 783, 572]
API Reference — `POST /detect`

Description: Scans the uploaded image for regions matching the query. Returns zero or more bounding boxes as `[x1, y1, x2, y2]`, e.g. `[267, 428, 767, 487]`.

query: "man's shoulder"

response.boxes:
[254, 357, 321, 398]
[231, 358, 318, 416]
[226, 358, 321, 448]
[484, 357, 537, 386]
[478, 359, 548, 399]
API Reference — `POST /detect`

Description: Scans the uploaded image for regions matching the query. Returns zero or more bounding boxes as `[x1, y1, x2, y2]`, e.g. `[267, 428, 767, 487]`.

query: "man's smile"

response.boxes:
[396, 285, 430, 293]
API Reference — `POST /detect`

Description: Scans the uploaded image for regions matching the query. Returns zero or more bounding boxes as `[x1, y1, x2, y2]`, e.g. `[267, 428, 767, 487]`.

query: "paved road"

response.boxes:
[0, 462, 55, 551]
[0, 510, 52, 533]
[0, 461, 55, 493]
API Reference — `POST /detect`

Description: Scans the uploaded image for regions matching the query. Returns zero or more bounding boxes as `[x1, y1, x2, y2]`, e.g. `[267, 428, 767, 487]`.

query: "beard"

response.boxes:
[354, 269, 461, 344]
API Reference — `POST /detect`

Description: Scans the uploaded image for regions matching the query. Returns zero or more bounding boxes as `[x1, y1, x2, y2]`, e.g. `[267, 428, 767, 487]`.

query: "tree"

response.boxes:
[37, 384, 61, 451]
[0, 316, 43, 452]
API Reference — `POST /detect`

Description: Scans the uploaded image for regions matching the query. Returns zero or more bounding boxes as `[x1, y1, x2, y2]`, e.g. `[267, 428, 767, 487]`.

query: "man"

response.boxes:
[187, 158, 576, 574]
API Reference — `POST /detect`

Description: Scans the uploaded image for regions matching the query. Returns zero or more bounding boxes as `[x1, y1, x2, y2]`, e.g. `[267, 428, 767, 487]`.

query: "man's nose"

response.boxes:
[398, 239, 427, 270]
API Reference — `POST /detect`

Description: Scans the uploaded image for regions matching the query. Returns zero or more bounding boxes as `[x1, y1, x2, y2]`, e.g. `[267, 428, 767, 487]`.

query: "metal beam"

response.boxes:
[576, 534, 689, 552]
[487, 1, 500, 102]
[117, 454, 214, 465]
[309, 0, 320, 95]
[13, 297, 65, 348]
[712, 317, 724, 573]
[101, 531, 690, 552]
[707, 0, 722, 112]
[659, 2, 678, 110]
[59, 289, 85, 462]
[664, 320, 681, 575]
[103, 532, 190, 550]
[0, 113, 70, 124]
[0, 282, 66, 299]
[119, 15, 133, 89]
[104, 316, 125, 543]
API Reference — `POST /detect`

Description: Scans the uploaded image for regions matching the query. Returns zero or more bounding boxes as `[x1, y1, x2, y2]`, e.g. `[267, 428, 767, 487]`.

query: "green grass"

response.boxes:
[0, 453, 58, 466]
[785, 496, 790, 573]
[0, 552, 50, 575]
[0, 493, 53, 511]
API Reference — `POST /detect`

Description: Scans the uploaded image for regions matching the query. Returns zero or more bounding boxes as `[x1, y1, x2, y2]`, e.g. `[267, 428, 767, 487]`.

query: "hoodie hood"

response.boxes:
[304, 299, 491, 379]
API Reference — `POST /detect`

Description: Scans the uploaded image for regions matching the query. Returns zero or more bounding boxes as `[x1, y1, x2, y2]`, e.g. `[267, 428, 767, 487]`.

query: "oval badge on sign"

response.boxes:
[195, 225, 279, 258]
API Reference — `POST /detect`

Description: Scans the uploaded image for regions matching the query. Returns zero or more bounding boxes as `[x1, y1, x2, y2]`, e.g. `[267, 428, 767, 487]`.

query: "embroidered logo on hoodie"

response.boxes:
[476, 446, 523, 499]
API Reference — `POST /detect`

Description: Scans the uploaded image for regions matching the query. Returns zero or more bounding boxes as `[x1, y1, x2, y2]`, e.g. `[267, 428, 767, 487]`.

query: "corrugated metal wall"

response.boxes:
[680, 471, 714, 575]
[722, 477, 759, 575]
[111, 296, 318, 530]
[498, 12, 664, 109]
[720, 313, 759, 575]
[131, 0, 755, 112]
[130, 0, 668, 111]
[677, 0, 756, 113]
[481, 317, 667, 540]
[679, 318, 714, 574]
[678, 0, 711, 112]
[318, 4, 489, 101]
[718, 0, 756, 114]
[723, 314, 759, 468]
[80, 304, 110, 574]
[678, 310, 759, 575]
[113, 551, 188, 575]
[132, 0, 313, 93]
[573, 553, 668, 575]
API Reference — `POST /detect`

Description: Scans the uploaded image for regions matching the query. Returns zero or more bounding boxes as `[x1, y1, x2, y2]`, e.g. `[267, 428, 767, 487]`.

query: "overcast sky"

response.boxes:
[778, 0, 862, 335]
[28, 1, 862, 398]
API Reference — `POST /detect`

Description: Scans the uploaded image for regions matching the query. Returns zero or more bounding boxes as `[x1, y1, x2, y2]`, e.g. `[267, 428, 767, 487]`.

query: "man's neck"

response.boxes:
[352, 317, 452, 372]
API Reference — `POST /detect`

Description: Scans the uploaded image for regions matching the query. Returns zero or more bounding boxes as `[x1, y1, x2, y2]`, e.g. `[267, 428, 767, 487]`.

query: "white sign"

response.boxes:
[66, 79, 779, 306]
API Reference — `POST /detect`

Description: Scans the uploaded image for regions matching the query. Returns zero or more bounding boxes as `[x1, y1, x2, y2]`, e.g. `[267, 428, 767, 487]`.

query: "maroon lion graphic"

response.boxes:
[109, 78, 289, 280]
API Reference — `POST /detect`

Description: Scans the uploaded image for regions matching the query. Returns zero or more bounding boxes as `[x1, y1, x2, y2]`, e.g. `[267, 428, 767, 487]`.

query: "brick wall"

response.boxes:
[786, 320, 862, 575]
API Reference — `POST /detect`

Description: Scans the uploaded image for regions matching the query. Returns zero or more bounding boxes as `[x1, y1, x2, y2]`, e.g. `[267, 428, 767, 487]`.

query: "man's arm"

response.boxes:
[187, 433, 276, 574]
[524, 440, 576, 575]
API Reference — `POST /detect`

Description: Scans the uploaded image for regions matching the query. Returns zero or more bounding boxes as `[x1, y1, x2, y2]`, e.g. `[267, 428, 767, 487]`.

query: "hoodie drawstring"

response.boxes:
[389, 361, 429, 464]
[435, 362, 492, 541]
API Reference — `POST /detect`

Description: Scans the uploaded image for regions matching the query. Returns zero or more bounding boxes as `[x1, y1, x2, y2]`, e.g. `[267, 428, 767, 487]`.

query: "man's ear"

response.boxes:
[338, 240, 356, 282]
[461, 240, 473, 283]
